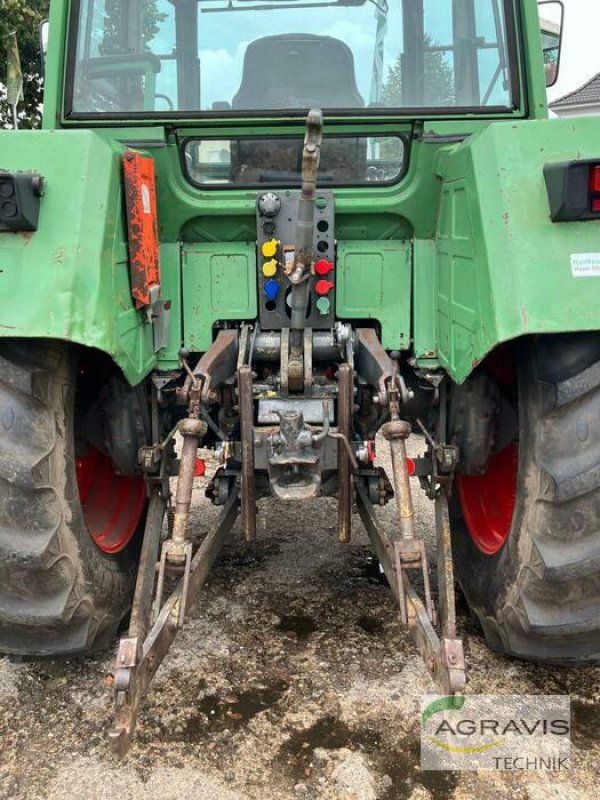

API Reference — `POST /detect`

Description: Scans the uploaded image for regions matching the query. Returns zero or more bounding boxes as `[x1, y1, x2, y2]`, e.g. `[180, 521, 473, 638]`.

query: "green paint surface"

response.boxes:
[336, 241, 411, 350]
[182, 243, 257, 352]
[1, 1, 597, 386]
[0, 129, 154, 384]
[430, 116, 600, 382]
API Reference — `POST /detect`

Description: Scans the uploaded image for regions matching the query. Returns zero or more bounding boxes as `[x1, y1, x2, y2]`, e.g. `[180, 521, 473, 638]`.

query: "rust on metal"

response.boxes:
[355, 478, 466, 696]
[170, 417, 207, 559]
[110, 488, 240, 757]
[383, 371, 435, 622]
[337, 363, 353, 543]
[303, 327, 313, 395]
[353, 329, 394, 406]
[387, 434, 417, 543]
[152, 414, 207, 623]
[280, 328, 290, 398]
[381, 419, 412, 441]
[183, 330, 239, 406]
[128, 491, 166, 644]
[392, 537, 436, 626]
[435, 492, 459, 640]
[238, 365, 256, 543]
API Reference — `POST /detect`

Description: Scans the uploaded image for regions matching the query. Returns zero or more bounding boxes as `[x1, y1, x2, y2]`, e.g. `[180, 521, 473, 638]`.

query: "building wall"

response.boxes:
[552, 103, 600, 118]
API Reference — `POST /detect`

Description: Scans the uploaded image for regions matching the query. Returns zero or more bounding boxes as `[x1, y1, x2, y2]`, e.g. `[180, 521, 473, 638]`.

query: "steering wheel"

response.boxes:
[155, 93, 175, 112]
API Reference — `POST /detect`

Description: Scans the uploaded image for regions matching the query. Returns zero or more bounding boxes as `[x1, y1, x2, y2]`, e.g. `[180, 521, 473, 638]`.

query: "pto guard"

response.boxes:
[427, 116, 600, 383]
[0, 130, 156, 386]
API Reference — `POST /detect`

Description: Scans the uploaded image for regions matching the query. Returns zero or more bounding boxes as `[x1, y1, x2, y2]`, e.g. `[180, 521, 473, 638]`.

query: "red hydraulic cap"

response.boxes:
[315, 259, 334, 276]
[315, 279, 334, 296]
[194, 458, 206, 477]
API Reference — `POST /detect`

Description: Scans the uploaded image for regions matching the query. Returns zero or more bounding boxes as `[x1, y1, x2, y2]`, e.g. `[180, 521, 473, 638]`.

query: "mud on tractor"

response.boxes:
[1, 0, 599, 754]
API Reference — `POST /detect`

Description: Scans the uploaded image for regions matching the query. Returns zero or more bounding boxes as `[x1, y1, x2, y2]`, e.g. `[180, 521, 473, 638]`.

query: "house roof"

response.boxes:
[551, 72, 600, 108]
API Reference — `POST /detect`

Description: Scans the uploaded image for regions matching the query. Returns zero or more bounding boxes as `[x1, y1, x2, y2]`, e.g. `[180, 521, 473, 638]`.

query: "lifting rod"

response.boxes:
[356, 479, 465, 696]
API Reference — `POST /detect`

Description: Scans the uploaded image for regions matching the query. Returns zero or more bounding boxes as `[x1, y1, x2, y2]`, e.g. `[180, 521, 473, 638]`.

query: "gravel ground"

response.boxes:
[0, 438, 599, 800]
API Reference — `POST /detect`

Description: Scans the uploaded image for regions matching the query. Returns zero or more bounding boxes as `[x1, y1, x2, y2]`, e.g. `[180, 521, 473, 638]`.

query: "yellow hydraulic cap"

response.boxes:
[261, 238, 279, 258]
[262, 259, 278, 277]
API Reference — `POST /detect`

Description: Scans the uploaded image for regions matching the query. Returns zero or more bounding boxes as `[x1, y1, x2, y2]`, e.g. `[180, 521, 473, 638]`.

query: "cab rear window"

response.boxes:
[182, 135, 406, 188]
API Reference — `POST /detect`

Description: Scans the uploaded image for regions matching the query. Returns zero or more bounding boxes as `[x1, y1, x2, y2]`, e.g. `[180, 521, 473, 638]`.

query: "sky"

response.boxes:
[75, 0, 600, 111]
[545, 0, 600, 102]
[180, 0, 600, 108]
[152, 0, 407, 109]
[149, 0, 509, 110]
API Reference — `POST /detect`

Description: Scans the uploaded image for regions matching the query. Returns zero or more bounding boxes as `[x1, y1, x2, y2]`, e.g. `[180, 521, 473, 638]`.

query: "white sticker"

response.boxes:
[284, 249, 295, 268]
[141, 183, 151, 215]
[570, 253, 600, 277]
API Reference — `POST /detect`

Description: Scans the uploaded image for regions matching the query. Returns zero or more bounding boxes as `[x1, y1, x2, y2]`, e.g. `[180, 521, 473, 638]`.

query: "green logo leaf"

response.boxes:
[421, 695, 465, 728]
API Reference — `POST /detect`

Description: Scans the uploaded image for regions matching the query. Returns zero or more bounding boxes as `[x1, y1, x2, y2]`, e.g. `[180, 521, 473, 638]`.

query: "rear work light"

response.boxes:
[544, 159, 600, 222]
[0, 173, 44, 232]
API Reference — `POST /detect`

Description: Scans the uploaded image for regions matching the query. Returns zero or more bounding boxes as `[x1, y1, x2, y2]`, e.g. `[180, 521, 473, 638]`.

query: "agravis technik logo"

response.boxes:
[421, 695, 571, 771]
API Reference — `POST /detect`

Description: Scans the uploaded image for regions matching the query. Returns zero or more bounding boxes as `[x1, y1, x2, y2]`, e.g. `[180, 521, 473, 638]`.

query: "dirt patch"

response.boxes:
[0, 441, 599, 799]
[278, 715, 459, 799]
[162, 682, 290, 742]
[277, 615, 319, 641]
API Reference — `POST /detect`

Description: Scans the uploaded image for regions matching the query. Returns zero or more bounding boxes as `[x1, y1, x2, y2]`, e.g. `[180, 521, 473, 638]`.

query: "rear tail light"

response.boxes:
[589, 165, 600, 193]
[589, 165, 600, 212]
[545, 159, 600, 222]
[0, 172, 44, 232]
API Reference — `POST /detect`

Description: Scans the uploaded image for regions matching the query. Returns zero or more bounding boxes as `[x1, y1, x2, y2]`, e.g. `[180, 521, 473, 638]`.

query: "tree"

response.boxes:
[1, 1, 165, 128]
[382, 36, 455, 108]
[1, 0, 49, 129]
[102, 0, 167, 53]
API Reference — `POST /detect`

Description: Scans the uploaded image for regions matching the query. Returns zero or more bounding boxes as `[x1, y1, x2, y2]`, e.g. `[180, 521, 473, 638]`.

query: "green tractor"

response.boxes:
[1, 0, 599, 752]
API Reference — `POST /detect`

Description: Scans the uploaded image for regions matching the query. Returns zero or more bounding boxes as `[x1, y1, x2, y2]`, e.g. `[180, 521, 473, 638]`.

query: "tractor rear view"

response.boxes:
[1, 0, 598, 754]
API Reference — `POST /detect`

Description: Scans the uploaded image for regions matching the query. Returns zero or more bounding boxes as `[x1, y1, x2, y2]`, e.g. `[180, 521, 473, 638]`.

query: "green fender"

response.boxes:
[0, 129, 155, 385]
[417, 116, 600, 383]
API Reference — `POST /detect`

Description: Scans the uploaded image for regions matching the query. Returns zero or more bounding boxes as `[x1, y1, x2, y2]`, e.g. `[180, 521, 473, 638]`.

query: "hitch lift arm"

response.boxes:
[109, 488, 240, 756]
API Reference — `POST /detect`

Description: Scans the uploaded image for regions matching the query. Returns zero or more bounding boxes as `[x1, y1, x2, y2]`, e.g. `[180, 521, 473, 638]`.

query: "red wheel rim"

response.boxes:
[456, 443, 518, 555]
[76, 447, 145, 554]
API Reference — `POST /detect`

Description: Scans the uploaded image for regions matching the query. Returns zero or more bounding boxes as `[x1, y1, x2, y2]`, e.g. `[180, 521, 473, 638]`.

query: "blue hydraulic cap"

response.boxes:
[264, 279, 279, 301]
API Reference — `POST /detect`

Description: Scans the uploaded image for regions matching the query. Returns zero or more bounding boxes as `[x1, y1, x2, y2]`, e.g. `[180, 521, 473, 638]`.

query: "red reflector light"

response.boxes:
[590, 165, 600, 194]
[407, 457, 416, 477]
[194, 458, 206, 477]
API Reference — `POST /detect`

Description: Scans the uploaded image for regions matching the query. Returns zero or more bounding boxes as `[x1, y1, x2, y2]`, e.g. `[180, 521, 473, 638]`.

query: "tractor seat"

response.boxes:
[231, 34, 364, 110]
[230, 34, 366, 183]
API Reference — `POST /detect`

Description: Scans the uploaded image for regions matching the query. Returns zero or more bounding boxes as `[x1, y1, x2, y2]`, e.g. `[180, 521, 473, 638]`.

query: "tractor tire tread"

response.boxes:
[0, 341, 135, 657]
[453, 334, 600, 663]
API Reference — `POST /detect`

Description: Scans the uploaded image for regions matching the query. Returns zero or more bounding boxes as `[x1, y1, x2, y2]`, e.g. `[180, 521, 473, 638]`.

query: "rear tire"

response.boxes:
[451, 334, 600, 663]
[0, 341, 144, 656]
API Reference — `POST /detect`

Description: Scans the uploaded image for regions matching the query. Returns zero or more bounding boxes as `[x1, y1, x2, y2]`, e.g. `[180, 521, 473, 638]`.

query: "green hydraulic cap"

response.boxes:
[316, 296, 330, 315]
